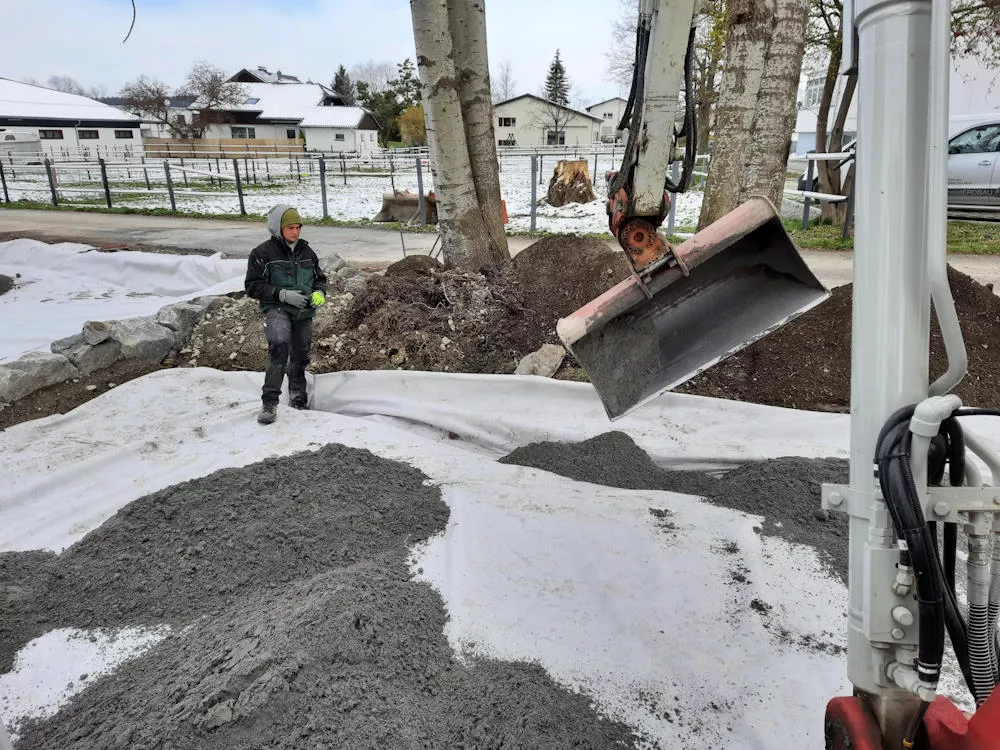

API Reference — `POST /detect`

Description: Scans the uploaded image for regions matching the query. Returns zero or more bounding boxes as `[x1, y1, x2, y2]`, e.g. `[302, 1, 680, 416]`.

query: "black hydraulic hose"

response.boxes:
[877, 424, 946, 686]
[666, 25, 698, 194]
[903, 700, 930, 750]
[616, 21, 644, 133]
[943, 523, 957, 595]
[610, 21, 650, 198]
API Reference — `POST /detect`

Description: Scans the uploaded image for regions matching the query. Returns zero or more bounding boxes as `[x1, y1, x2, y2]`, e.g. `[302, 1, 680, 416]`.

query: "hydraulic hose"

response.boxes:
[966, 524, 996, 704]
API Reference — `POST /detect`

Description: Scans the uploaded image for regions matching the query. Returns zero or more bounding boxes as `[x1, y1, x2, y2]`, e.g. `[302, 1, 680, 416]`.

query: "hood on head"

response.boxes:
[267, 204, 296, 239]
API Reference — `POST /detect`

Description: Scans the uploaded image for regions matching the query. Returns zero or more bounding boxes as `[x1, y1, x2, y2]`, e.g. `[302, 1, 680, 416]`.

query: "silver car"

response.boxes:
[948, 119, 1000, 208]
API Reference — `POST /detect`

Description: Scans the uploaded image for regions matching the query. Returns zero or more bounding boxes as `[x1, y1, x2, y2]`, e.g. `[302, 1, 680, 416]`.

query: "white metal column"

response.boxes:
[847, 0, 933, 734]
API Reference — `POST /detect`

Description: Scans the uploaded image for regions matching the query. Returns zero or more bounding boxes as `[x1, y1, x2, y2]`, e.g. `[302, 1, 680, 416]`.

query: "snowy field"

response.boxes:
[3, 153, 705, 234]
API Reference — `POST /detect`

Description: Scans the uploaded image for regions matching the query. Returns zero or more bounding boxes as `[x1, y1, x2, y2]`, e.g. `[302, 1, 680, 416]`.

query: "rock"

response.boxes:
[108, 317, 176, 363]
[326, 253, 347, 273]
[344, 275, 369, 297]
[0, 352, 78, 403]
[51, 334, 121, 375]
[82, 320, 113, 345]
[337, 266, 360, 279]
[515, 343, 567, 377]
[187, 295, 232, 313]
[156, 302, 208, 344]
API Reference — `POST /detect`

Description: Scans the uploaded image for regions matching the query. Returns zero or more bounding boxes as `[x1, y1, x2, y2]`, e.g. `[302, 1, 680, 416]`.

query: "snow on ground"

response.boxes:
[0, 239, 245, 363]
[4, 153, 705, 234]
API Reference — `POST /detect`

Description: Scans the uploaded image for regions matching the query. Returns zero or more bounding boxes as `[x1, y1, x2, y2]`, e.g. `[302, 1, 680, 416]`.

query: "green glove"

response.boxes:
[311, 291, 326, 307]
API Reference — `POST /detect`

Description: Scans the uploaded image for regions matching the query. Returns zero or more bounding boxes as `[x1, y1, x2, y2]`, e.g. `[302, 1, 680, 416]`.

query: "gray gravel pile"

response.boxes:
[2, 444, 640, 750]
[500, 432, 849, 583]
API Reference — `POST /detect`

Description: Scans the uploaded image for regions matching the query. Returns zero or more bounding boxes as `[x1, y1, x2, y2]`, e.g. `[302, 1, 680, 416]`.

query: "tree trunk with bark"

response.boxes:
[697, 0, 810, 229]
[447, 1, 510, 266]
[410, 0, 510, 271]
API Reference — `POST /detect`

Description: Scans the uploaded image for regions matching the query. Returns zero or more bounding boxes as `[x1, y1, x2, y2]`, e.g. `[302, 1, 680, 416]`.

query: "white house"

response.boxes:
[0, 77, 142, 155]
[192, 81, 378, 154]
[794, 56, 1000, 155]
[98, 94, 198, 139]
[586, 97, 628, 142]
[493, 94, 602, 147]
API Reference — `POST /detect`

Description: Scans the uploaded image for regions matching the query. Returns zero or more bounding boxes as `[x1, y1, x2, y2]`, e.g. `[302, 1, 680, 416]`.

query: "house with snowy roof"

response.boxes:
[191, 79, 379, 154]
[0, 77, 142, 155]
[493, 94, 601, 147]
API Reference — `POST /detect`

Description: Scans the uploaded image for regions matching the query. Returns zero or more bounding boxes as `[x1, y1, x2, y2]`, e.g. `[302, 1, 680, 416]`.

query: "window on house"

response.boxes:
[78, 129, 99, 139]
[231, 126, 256, 139]
[335, 133, 345, 141]
[803, 76, 823, 109]
[546, 130, 565, 146]
[286, 128, 296, 139]
[604, 112, 613, 119]
[246, 98, 260, 105]
[498, 137, 516, 146]
[173, 114, 187, 124]
[4, 135, 14, 141]
[498, 117, 516, 127]
[114, 130, 133, 139]
[39, 129, 64, 139]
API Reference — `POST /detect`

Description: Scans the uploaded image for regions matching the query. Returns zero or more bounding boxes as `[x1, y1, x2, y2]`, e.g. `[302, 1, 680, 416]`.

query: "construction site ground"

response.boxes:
[3, 218, 1000, 748]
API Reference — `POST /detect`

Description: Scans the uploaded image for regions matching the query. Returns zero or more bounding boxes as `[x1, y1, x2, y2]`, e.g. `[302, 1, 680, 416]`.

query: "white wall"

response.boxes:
[587, 99, 627, 142]
[494, 98, 600, 146]
[201, 122, 295, 141]
[20, 125, 143, 156]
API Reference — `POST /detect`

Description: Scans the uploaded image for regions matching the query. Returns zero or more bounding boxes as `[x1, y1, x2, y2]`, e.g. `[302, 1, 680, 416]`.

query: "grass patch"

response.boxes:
[783, 217, 1000, 254]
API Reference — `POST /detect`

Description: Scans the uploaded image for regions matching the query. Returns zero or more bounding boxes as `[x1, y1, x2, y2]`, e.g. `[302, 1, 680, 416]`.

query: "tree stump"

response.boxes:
[546, 160, 597, 207]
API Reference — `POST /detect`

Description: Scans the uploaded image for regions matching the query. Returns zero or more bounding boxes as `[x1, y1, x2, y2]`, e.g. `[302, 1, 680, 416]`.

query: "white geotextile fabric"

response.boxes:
[0, 239, 246, 362]
[3, 370, 998, 747]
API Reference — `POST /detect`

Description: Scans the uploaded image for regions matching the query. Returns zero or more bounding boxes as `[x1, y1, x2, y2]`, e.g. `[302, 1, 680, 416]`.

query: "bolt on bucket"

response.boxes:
[557, 197, 830, 420]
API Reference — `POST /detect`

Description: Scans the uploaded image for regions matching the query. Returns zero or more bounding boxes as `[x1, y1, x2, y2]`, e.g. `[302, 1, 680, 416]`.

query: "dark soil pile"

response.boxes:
[312, 237, 630, 375]
[679, 266, 1000, 411]
[2, 444, 640, 750]
[500, 432, 849, 584]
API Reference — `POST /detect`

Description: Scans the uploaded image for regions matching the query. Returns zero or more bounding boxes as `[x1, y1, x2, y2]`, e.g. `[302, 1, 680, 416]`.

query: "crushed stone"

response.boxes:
[2, 444, 640, 750]
[499, 432, 849, 584]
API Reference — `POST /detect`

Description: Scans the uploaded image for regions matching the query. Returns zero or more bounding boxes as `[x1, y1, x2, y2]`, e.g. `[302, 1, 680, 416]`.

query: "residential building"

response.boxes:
[99, 94, 198, 139]
[191, 81, 378, 153]
[493, 94, 602, 147]
[229, 66, 303, 84]
[586, 97, 628, 142]
[794, 56, 1000, 155]
[0, 77, 141, 155]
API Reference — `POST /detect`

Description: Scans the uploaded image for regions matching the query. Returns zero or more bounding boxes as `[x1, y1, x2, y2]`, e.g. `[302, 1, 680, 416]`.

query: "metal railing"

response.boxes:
[794, 150, 855, 235]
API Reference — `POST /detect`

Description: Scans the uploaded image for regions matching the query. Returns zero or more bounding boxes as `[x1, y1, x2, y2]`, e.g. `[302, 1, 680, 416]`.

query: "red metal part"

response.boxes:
[923, 692, 1000, 750]
[825, 697, 883, 750]
[604, 169, 672, 273]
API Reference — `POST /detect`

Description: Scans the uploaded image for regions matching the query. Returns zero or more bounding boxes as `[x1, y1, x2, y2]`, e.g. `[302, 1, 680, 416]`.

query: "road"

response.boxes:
[1, 208, 999, 291]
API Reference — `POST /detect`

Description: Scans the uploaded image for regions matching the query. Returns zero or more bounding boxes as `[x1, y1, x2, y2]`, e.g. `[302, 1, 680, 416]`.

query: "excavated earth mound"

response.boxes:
[2, 444, 640, 750]
[679, 266, 1000, 411]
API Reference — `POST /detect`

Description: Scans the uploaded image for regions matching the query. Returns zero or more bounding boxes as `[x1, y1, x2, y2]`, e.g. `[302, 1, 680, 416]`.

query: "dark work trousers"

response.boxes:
[262, 308, 313, 406]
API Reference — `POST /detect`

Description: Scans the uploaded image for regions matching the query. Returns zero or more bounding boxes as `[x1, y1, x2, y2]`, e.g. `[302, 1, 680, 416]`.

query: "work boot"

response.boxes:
[290, 392, 308, 410]
[257, 403, 277, 424]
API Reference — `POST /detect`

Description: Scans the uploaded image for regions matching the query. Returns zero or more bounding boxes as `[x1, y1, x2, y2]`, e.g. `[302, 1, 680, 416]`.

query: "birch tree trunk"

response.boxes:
[697, 0, 809, 228]
[410, 0, 510, 271]
[447, 0, 510, 267]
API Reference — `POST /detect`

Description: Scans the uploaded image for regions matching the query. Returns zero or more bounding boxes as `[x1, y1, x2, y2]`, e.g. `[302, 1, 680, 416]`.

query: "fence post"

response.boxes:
[319, 157, 329, 220]
[415, 157, 426, 225]
[530, 154, 538, 232]
[233, 158, 246, 215]
[842, 163, 856, 240]
[0, 161, 8, 203]
[296, 157, 301, 183]
[99, 157, 112, 208]
[801, 158, 814, 229]
[251, 158, 257, 184]
[539, 155, 544, 185]
[164, 161, 176, 211]
[341, 153, 347, 186]
[667, 160, 679, 236]
[180, 157, 189, 188]
[44, 158, 59, 206]
[142, 156, 151, 190]
[593, 151, 598, 188]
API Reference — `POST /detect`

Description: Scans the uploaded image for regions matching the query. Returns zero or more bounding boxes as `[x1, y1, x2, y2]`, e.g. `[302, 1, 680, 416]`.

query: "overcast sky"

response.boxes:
[1, 0, 627, 107]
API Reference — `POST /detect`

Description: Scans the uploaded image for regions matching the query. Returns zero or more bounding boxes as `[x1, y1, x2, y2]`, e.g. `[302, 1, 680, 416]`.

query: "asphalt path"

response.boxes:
[1, 208, 999, 291]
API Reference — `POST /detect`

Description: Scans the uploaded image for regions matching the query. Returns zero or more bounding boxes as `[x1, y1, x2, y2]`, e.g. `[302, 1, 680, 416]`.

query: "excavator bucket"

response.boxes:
[557, 197, 830, 419]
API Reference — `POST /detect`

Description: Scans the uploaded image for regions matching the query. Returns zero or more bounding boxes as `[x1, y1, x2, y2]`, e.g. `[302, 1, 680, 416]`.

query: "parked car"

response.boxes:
[798, 117, 1000, 208]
